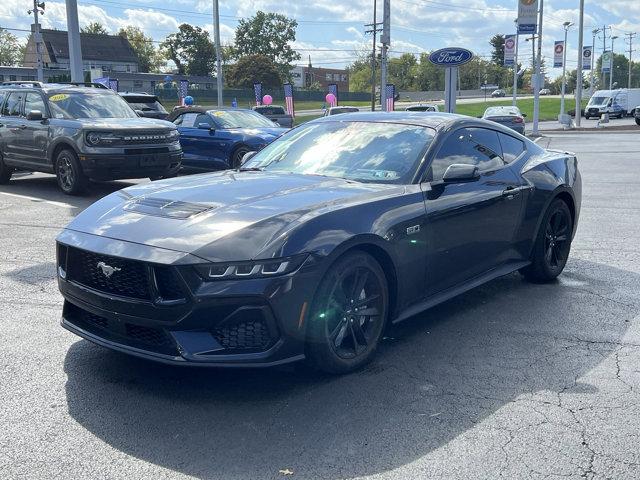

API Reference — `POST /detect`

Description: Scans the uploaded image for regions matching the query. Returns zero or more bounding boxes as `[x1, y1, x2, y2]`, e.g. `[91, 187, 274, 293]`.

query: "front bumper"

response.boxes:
[57, 230, 321, 367]
[78, 148, 182, 180]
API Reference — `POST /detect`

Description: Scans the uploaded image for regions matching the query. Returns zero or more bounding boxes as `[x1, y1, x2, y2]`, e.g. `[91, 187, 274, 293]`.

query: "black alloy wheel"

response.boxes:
[55, 149, 87, 195]
[521, 199, 573, 282]
[0, 153, 13, 184]
[232, 146, 251, 169]
[307, 251, 388, 374]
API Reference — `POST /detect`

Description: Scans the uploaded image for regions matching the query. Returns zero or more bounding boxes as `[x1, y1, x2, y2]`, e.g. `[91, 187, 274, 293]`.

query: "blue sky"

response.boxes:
[1, 0, 637, 78]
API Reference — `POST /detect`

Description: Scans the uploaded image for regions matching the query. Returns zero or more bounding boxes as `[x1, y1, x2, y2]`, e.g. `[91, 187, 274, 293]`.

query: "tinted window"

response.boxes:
[195, 113, 214, 127]
[245, 121, 435, 184]
[255, 106, 285, 115]
[25, 93, 47, 118]
[2, 91, 25, 116]
[173, 113, 198, 127]
[498, 133, 526, 163]
[429, 128, 505, 181]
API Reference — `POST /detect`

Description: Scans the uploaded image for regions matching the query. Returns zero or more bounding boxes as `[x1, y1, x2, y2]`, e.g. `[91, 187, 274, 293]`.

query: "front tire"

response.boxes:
[55, 149, 87, 195]
[306, 251, 389, 374]
[521, 199, 573, 283]
[231, 146, 251, 169]
[0, 153, 13, 184]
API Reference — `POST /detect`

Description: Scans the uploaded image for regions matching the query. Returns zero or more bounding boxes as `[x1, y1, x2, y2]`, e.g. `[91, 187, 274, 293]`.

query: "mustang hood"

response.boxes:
[65, 171, 401, 262]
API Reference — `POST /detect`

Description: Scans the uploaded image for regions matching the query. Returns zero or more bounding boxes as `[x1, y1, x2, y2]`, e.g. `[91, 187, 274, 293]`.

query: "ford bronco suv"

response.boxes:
[0, 82, 182, 195]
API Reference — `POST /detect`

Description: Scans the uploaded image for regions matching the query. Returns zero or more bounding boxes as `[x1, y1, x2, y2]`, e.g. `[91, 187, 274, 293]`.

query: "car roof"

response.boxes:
[166, 106, 257, 120]
[0, 82, 115, 95]
[485, 106, 520, 112]
[314, 111, 464, 128]
[120, 92, 157, 98]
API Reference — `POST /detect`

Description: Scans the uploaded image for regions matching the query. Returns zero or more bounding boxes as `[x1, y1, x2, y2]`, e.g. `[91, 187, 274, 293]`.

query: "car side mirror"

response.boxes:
[198, 123, 214, 132]
[241, 151, 257, 165]
[26, 110, 44, 121]
[442, 164, 480, 183]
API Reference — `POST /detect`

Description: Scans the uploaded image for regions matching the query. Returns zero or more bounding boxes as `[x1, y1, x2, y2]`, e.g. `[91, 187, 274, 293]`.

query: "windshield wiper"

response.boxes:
[238, 166, 264, 171]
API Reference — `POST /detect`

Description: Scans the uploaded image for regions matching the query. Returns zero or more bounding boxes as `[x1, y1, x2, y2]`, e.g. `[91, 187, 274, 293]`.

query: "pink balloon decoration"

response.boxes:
[262, 94, 273, 105]
[325, 93, 336, 105]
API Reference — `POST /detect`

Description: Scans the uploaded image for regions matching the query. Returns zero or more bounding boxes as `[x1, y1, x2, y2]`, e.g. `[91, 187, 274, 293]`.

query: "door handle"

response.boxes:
[502, 186, 522, 199]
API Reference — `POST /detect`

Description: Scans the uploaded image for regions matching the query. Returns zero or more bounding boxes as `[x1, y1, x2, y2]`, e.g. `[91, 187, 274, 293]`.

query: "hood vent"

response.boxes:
[123, 197, 216, 219]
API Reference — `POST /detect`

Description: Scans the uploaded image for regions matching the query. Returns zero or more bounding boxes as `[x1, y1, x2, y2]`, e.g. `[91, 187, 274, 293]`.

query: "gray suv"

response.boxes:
[0, 82, 182, 195]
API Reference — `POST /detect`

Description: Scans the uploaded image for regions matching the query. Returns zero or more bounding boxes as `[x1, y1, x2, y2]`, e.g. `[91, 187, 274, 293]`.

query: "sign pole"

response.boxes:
[532, 0, 544, 136]
[445, 67, 457, 113]
[513, 28, 519, 106]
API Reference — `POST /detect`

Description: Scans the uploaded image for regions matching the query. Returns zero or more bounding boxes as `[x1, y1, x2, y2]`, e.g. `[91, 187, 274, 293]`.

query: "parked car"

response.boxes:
[491, 89, 506, 98]
[57, 112, 581, 373]
[167, 107, 288, 171]
[252, 105, 293, 128]
[324, 106, 360, 116]
[120, 92, 169, 120]
[482, 105, 526, 135]
[405, 104, 440, 112]
[0, 81, 181, 194]
[634, 106, 640, 126]
[539, 88, 551, 96]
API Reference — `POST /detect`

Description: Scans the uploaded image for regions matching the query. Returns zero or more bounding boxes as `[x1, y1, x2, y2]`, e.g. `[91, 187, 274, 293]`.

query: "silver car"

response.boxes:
[482, 106, 526, 135]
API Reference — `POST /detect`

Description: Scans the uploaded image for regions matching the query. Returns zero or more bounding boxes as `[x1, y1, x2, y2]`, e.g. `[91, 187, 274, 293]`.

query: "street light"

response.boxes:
[610, 35, 618, 90]
[560, 21, 574, 117]
[590, 28, 600, 97]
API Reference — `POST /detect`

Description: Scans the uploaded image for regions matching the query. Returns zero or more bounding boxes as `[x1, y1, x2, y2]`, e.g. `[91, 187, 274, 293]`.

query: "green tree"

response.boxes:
[118, 26, 164, 73]
[490, 34, 505, 66]
[388, 53, 418, 91]
[226, 54, 281, 89]
[232, 11, 301, 80]
[161, 24, 216, 76]
[0, 28, 23, 66]
[82, 22, 109, 35]
[595, 52, 631, 89]
[347, 57, 373, 92]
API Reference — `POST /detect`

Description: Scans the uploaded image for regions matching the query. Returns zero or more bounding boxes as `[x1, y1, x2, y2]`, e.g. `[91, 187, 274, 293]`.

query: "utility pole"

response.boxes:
[575, 0, 584, 127]
[65, 0, 83, 82]
[212, 0, 223, 106]
[590, 28, 600, 97]
[600, 26, 609, 90]
[380, 0, 390, 111]
[610, 35, 618, 90]
[532, 0, 543, 136]
[625, 32, 636, 88]
[560, 21, 573, 117]
[28, 0, 45, 82]
[513, 19, 519, 107]
[365, 0, 382, 112]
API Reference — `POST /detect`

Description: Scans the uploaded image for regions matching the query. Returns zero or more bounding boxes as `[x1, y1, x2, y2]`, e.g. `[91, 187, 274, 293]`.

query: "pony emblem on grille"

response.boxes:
[97, 261, 121, 278]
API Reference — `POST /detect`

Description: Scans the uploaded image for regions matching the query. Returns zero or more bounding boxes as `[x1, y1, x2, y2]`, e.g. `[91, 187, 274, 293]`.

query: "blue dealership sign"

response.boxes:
[428, 48, 474, 67]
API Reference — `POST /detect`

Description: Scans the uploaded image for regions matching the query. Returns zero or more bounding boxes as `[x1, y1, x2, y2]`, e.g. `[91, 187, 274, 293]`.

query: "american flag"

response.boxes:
[328, 83, 338, 106]
[108, 79, 119, 92]
[179, 80, 188, 106]
[254, 82, 263, 106]
[385, 84, 395, 112]
[283, 83, 295, 118]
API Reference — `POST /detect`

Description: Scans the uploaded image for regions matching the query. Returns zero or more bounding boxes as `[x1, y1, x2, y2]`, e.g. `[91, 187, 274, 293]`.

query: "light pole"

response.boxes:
[212, 0, 223, 107]
[28, 0, 45, 82]
[610, 35, 618, 90]
[560, 21, 573, 117]
[575, 0, 585, 127]
[590, 28, 600, 97]
[513, 19, 519, 106]
[532, 0, 544, 136]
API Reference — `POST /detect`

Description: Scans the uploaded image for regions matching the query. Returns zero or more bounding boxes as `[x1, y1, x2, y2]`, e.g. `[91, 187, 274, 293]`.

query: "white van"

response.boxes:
[585, 89, 640, 119]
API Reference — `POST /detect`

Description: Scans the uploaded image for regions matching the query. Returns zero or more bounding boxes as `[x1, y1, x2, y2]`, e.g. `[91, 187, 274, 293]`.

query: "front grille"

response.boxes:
[213, 320, 273, 352]
[65, 302, 177, 355]
[66, 248, 150, 300]
[154, 266, 185, 301]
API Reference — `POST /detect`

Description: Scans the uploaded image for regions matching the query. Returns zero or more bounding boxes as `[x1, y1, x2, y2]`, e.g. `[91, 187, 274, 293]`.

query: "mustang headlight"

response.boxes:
[195, 254, 308, 281]
[85, 131, 122, 146]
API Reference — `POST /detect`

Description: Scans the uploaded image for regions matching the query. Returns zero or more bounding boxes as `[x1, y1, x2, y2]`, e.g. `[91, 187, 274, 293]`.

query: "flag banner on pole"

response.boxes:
[179, 80, 188, 106]
[553, 41, 564, 68]
[601, 51, 612, 73]
[283, 83, 295, 118]
[108, 79, 119, 92]
[328, 83, 338, 106]
[582, 46, 593, 70]
[517, 0, 539, 34]
[254, 83, 263, 106]
[385, 84, 395, 111]
[504, 34, 516, 66]
[93, 76, 110, 88]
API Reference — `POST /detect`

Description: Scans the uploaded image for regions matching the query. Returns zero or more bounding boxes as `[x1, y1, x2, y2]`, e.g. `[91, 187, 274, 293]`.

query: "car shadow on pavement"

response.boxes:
[63, 258, 638, 479]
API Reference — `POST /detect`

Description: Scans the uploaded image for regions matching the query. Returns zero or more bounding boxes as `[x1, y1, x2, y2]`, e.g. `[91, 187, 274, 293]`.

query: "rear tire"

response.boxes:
[231, 146, 251, 169]
[55, 149, 87, 195]
[0, 153, 13, 184]
[521, 199, 573, 283]
[306, 251, 389, 374]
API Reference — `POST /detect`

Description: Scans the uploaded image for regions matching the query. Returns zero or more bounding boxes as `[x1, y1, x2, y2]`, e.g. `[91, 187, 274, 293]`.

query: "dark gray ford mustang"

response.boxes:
[57, 112, 581, 373]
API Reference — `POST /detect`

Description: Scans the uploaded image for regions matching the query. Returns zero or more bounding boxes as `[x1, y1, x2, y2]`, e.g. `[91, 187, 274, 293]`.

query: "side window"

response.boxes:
[2, 92, 26, 117]
[195, 113, 214, 127]
[0, 92, 6, 114]
[176, 113, 198, 128]
[172, 114, 184, 126]
[498, 133, 526, 163]
[24, 93, 47, 118]
[429, 128, 505, 181]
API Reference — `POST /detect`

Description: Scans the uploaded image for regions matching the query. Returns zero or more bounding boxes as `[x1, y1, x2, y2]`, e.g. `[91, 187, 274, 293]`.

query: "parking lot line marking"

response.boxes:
[0, 191, 73, 208]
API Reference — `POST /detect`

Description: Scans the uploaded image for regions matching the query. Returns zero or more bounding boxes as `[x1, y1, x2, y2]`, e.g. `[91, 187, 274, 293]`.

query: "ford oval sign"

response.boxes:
[429, 48, 474, 67]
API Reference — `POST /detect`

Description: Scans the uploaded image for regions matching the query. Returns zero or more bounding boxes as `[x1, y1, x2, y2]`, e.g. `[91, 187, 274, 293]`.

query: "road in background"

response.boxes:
[1, 131, 639, 479]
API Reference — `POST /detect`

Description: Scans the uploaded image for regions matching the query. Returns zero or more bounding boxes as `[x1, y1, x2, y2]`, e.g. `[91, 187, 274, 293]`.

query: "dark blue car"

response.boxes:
[167, 107, 289, 171]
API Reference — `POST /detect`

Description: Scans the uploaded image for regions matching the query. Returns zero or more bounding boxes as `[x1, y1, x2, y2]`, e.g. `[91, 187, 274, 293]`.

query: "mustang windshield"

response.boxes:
[47, 92, 138, 119]
[210, 110, 276, 128]
[245, 121, 435, 184]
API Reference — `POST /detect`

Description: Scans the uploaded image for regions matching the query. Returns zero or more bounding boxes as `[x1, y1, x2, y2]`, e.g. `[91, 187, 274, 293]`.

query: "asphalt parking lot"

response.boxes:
[1, 130, 639, 479]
